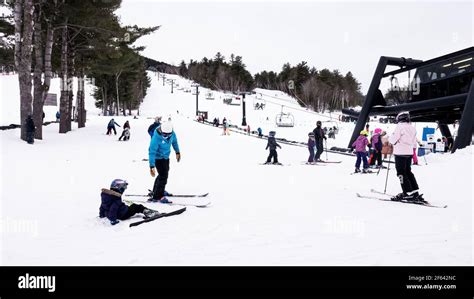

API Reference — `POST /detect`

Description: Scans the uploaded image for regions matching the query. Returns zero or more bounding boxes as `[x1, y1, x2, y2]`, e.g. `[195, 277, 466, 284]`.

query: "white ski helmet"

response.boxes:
[160, 121, 173, 134]
[396, 111, 410, 123]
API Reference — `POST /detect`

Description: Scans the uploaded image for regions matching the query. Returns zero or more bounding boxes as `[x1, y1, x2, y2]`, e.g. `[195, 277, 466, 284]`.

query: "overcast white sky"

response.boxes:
[117, 0, 473, 93]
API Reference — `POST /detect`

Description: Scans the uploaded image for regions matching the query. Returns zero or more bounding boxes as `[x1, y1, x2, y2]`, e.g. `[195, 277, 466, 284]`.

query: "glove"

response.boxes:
[110, 219, 119, 225]
[176, 152, 181, 162]
[150, 168, 156, 177]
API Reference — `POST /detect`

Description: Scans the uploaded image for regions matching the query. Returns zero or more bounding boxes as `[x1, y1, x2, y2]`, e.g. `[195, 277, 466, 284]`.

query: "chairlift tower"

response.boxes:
[192, 83, 199, 116]
[241, 93, 247, 126]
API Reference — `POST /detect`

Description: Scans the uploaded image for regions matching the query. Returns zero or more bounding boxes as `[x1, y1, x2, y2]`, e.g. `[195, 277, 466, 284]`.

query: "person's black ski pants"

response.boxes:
[315, 140, 324, 161]
[152, 159, 170, 199]
[266, 149, 279, 163]
[120, 203, 145, 220]
[395, 155, 419, 194]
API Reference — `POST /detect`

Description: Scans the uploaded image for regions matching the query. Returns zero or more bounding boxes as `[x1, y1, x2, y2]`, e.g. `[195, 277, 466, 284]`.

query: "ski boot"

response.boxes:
[413, 194, 427, 204]
[273, 162, 282, 165]
[362, 168, 371, 173]
[354, 168, 361, 173]
[403, 192, 427, 204]
[158, 197, 172, 204]
[391, 193, 406, 201]
[143, 208, 160, 219]
[163, 191, 173, 196]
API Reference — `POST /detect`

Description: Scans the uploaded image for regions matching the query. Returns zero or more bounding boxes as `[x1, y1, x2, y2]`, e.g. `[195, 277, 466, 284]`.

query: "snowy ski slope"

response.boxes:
[0, 72, 472, 265]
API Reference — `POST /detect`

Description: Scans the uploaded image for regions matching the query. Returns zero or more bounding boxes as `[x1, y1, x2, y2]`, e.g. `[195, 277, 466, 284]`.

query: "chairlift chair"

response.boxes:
[275, 113, 295, 127]
[205, 91, 215, 100]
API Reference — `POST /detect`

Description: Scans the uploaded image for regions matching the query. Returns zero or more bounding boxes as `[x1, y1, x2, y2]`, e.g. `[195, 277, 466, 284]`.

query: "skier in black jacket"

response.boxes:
[265, 131, 282, 164]
[312, 121, 327, 162]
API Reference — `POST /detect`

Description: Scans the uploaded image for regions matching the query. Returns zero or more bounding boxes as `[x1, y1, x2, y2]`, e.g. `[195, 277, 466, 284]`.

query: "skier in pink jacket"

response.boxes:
[388, 111, 425, 202]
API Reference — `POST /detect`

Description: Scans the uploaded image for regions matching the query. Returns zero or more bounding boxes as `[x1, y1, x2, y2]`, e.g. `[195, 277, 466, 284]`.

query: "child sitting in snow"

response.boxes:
[352, 130, 370, 173]
[99, 179, 158, 225]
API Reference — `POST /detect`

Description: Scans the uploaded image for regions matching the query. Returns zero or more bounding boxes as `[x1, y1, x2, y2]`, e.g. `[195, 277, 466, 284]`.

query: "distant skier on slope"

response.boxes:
[389, 111, 425, 203]
[148, 121, 181, 203]
[369, 128, 383, 168]
[313, 121, 327, 162]
[99, 179, 159, 225]
[265, 131, 282, 164]
[106, 118, 120, 135]
[147, 116, 161, 138]
[352, 130, 370, 173]
[118, 120, 130, 141]
[307, 132, 316, 164]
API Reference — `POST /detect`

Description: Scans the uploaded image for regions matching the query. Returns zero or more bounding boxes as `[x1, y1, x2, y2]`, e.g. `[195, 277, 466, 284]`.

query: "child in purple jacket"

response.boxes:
[352, 130, 370, 173]
[307, 132, 316, 164]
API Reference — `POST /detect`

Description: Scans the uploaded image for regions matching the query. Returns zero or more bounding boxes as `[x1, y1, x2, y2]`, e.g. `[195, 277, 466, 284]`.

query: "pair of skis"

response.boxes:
[357, 189, 447, 208]
[125, 190, 209, 198]
[259, 160, 342, 167]
[124, 191, 211, 208]
[125, 191, 210, 227]
[129, 207, 186, 227]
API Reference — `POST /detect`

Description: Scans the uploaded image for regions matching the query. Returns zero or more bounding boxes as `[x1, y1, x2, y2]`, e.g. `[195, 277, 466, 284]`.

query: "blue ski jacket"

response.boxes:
[149, 128, 180, 167]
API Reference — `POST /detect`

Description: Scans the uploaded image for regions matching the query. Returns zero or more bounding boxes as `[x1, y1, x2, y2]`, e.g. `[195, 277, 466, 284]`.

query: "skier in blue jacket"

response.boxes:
[106, 118, 120, 135]
[99, 179, 159, 225]
[148, 121, 181, 202]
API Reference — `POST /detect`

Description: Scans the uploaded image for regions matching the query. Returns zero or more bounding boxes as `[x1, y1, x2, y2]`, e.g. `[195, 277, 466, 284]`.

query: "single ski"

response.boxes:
[319, 160, 342, 164]
[259, 162, 290, 166]
[356, 193, 447, 208]
[370, 189, 393, 196]
[129, 207, 186, 227]
[167, 193, 209, 198]
[350, 171, 375, 175]
[125, 190, 209, 198]
[132, 158, 148, 162]
[300, 162, 326, 166]
[125, 199, 210, 208]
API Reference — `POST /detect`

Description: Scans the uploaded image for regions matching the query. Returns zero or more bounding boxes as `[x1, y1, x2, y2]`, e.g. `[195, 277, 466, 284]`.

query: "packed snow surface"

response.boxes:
[1, 73, 472, 265]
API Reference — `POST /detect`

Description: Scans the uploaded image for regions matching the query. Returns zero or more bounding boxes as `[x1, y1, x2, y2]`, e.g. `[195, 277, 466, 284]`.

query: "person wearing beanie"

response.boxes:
[148, 121, 181, 203]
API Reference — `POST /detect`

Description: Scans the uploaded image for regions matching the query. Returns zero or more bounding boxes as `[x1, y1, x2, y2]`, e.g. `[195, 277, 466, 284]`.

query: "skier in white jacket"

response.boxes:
[388, 111, 425, 203]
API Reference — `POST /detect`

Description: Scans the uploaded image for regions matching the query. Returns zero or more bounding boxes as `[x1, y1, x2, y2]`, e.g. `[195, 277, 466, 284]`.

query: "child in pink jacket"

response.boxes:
[388, 111, 425, 203]
[352, 130, 370, 173]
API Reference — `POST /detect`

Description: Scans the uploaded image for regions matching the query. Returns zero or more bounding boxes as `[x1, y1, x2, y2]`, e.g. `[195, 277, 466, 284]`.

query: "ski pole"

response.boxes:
[383, 154, 392, 194]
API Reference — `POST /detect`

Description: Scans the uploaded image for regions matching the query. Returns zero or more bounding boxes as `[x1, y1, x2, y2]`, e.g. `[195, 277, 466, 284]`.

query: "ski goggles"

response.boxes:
[162, 132, 172, 139]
